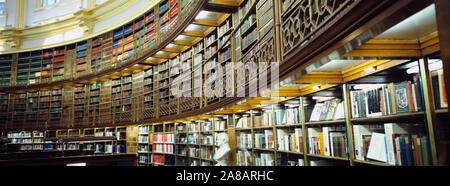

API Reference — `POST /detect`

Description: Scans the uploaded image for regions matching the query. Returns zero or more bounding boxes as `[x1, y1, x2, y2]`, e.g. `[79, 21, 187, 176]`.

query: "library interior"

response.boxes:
[0, 0, 449, 167]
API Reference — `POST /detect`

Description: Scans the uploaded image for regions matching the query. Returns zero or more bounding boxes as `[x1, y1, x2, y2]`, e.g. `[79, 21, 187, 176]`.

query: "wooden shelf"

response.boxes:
[350, 112, 425, 124]
[305, 120, 346, 126]
[306, 154, 349, 161]
[353, 160, 395, 166]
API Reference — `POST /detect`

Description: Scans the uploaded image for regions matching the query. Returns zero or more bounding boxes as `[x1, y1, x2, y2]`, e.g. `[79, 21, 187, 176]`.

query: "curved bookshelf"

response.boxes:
[0, 0, 207, 92]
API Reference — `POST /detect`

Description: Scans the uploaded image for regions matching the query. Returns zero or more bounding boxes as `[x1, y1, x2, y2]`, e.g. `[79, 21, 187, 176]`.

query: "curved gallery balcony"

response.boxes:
[0, 0, 441, 132]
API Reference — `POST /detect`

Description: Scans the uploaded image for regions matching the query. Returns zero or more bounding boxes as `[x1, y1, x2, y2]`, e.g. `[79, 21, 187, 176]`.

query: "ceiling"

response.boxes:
[374, 4, 437, 40]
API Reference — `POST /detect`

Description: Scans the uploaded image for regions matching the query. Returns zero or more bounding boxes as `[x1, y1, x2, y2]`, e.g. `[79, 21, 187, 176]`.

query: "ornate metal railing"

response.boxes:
[281, 0, 357, 59]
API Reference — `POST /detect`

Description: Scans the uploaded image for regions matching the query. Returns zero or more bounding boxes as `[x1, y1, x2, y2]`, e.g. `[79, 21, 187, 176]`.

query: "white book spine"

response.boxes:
[323, 127, 330, 156]
[412, 84, 418, 112]
[353, 125, 362, 160]
[385, 123, 401, 165]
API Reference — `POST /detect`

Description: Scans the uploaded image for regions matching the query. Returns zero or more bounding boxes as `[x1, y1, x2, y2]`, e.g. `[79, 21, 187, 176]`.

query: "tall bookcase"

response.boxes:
[0, 54, 12, 87]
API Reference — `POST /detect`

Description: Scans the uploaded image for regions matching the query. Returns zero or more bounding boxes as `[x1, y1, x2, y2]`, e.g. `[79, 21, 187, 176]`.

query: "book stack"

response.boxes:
[151, 154, 165, 165]
[254, 153, 275, 166]
[138, 135, 149, 143]
[254, 130, 274, 149]
[237, 133, 252, 149]
[262, 110, 274, 127]
[188, 147, 200, 158]
[213, 120, 227, 131]
[201, 147, 213, 160]
[200, 135, 213, 145]
[187, 123, 199, 132]
[200, 121, 213, 131]
[309, 98, 344, 122]
[236, 150, 253, 166]
[276, 128, 303, 152]
[274, 107, 301, 125]
[139, 155, 149, 164]
[187, 133, 198, 144]
[153, 133, 175, 143]
[308, 126, 347, 158]
[138, 144, 149, 153]
[236, 115, 251, 129]
[153, 143, 174, 154]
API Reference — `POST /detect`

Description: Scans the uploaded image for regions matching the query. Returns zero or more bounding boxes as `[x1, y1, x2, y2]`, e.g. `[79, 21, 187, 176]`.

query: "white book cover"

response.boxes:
[307, 128, 320, 154]
[366, 132, 387, 163]
[309, 103, 323, 122]
[294, 128, 302, 152]
[323, 127, 330, 156]
[277, 129, 287, 151]
[334, 102, 345, 120]
[236, 118, 243, 128]
[353, 125, 373, 160]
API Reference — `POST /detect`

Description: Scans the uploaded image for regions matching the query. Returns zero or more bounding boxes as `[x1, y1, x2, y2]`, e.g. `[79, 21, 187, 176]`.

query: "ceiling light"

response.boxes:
[175, 35, 187, 41]
[364, 67, 376, 74]
[184, 24, 197, 32]
[195, 11, 210, 20]
[312, 96, 332, 100]
[353, 84, 383, 90]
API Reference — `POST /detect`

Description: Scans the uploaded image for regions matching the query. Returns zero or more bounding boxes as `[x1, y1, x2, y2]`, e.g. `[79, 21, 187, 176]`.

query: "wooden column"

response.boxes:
[299, 97, 309, 166]
[434, 0, 450, 166]
[228, 114, 236, 166]
[342, 84, 355, 166]
[419, 58, 439, 166]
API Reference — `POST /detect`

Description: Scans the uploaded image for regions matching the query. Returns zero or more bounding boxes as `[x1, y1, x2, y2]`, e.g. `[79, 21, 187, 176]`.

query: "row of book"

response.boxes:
[350, 80, 423, 118]
[187, 134, 199, 144]
[309, 98, 344, 122]
[200, 135, 213, 145]
[254, 130, 274, 149]
[153, 133, 175, 143]
[254, 152, 275, 166]
[138, 135, 149, 143]
[236, 150, 252, 166]
[19, 144, 43, 150]
[274, 107, 301, 125]
[308, 126, 347, 158]
[355, 123, 432, 166]
[153, 144, 174, 154]
[237, 133, 252, 149]
[213, 120, 227, 131]
[276, 128, 303, 152]
[200, 147, 213, 160]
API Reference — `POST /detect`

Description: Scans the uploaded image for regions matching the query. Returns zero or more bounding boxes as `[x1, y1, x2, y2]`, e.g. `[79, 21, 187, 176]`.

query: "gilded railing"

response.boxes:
[280, 0, 357, 59]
